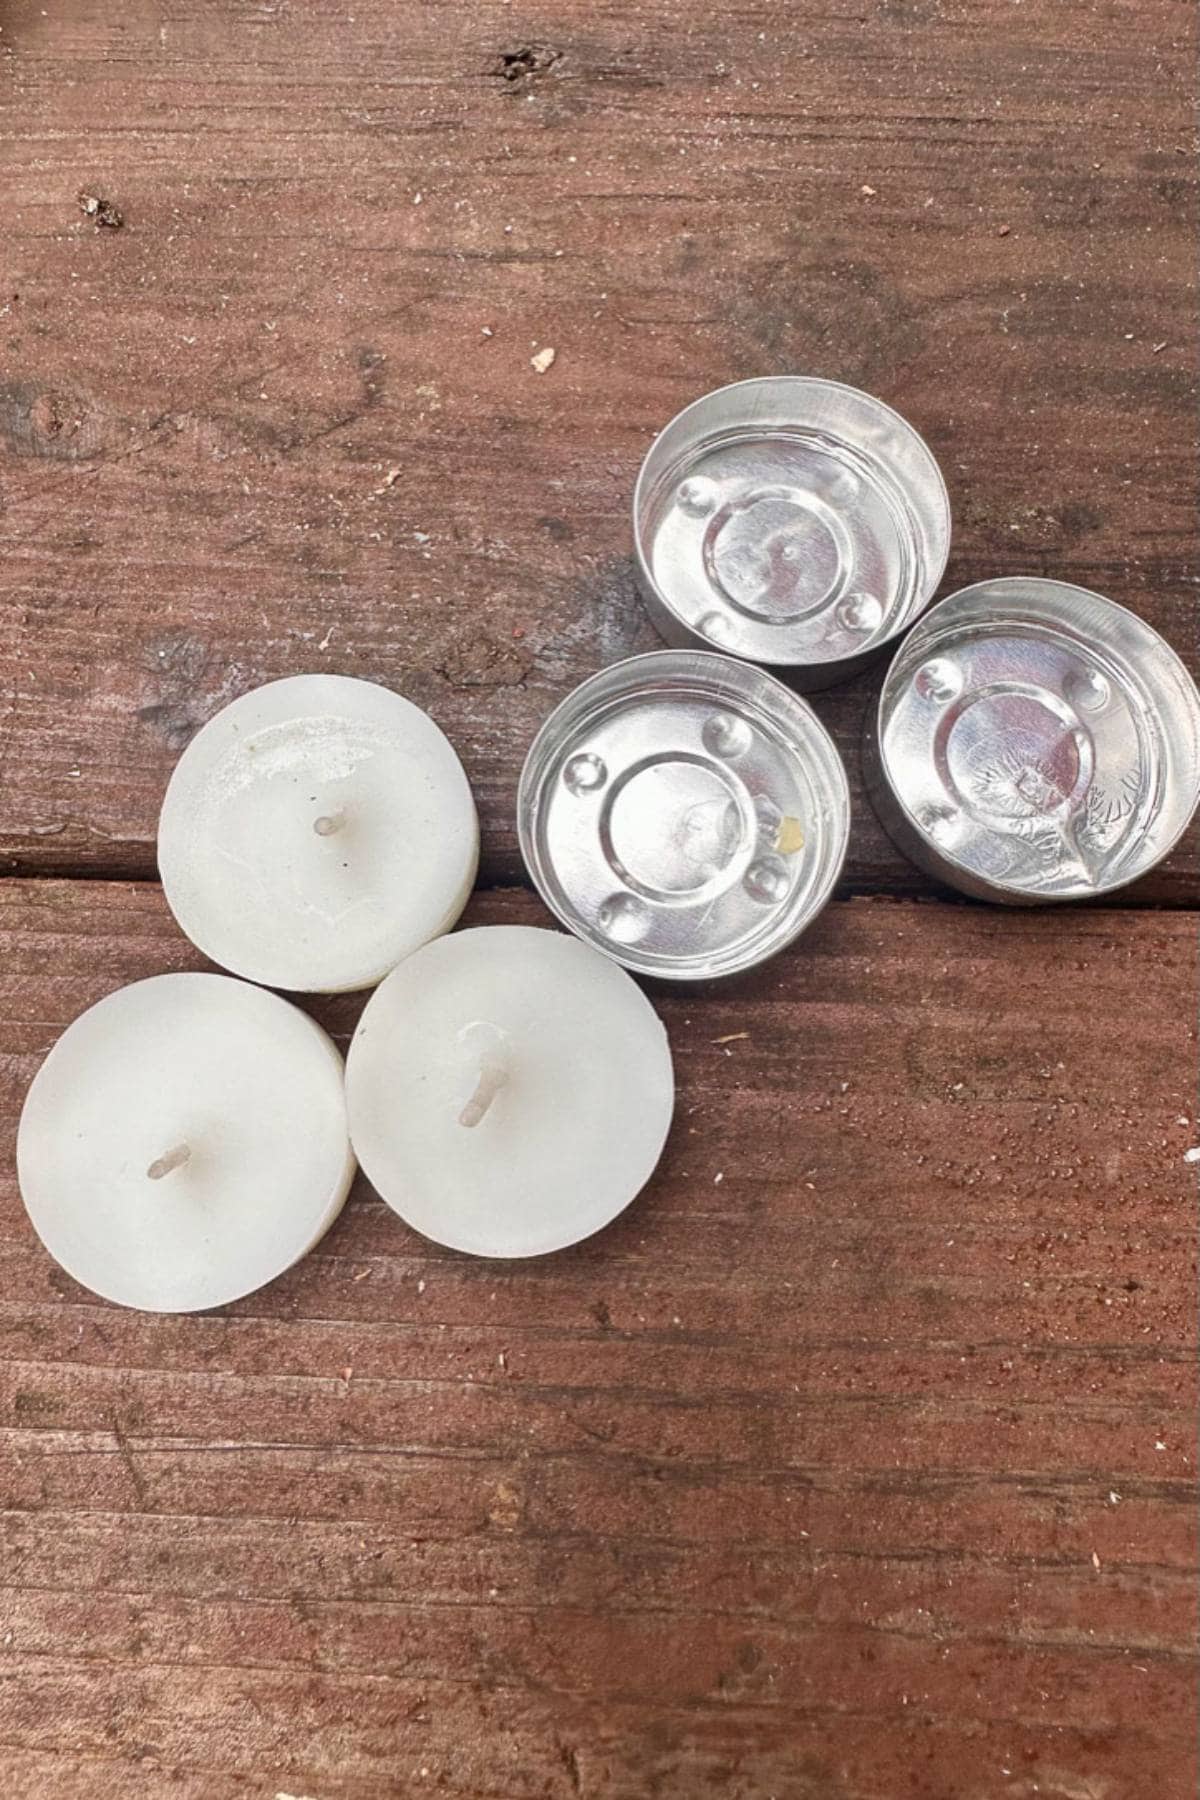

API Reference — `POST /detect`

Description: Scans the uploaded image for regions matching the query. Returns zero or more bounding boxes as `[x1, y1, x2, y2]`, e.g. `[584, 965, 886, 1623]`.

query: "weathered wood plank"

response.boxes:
[2, 0, 1197, 1792]
[0, 878, 1194, 1795]
[1, 0, 1196, 899]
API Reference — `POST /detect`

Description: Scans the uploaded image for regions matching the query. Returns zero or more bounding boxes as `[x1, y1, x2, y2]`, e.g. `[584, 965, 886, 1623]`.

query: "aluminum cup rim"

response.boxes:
[631, 376, 952, 671]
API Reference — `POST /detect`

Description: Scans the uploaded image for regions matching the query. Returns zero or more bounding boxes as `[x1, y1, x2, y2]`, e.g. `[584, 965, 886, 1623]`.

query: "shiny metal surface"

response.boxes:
[518, 650, 851, 978]
[633, 377, 950, 689]
[865, 578, 1200, 903]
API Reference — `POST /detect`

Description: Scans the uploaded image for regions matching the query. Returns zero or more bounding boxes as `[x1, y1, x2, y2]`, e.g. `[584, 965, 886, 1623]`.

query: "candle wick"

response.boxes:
[313, 810, 346, 838]
[458, 1056, 509, 1129]
[147, 1142, 192, 1182]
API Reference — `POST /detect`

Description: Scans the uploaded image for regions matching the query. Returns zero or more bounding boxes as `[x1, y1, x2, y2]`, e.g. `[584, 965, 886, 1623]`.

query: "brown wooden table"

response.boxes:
[2, 3, 1196, 1795]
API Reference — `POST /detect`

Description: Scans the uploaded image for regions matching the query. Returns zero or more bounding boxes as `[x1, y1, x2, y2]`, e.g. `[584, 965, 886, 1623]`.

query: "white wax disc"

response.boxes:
[346, 926, 675, 1258]
[17, 973, 356, 1312]
[158, 675, 479, 992]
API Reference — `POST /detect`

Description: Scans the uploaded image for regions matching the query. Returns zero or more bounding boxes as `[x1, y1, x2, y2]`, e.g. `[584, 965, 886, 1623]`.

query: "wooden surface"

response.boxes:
[1, 882, 1197, 1799]
[1, 0, 1198, 1796]
[1, 0, 1197, 899]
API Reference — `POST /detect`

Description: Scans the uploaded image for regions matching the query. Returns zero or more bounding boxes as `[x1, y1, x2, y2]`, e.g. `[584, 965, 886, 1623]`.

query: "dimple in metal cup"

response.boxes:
[518, 651, 851, 980]
[633, 377, 951, 689]
[864, 577, 1200, 903]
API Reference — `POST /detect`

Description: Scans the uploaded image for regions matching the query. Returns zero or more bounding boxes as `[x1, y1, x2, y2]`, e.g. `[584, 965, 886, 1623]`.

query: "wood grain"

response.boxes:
[1, 0, 1197, 899]
[2, 0, 1197, 1793]
[0, 879, 1195, 1797]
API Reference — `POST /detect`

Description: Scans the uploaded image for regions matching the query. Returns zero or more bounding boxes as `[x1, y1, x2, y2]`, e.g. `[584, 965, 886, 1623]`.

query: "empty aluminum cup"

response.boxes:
[864, 577, 1200, 902]
[518, 650, 851, 979]
[633, 377, 951, 688]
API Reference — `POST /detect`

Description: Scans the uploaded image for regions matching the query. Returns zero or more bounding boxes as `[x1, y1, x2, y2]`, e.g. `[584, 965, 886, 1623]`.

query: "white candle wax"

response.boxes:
[17, 973, 355, 1312]
[346, 926, 675, 1258]
[158, 675, 478, 992]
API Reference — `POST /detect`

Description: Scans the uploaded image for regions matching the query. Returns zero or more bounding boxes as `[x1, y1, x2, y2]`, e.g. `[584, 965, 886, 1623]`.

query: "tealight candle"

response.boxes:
[346, 926, 675, 1258]
[17, 973, 355, 1312]
[158, 674, 478, 992]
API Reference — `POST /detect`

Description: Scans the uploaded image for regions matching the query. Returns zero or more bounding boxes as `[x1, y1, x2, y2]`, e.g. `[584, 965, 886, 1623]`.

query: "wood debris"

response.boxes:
[79, 192, 123, 229]
[530, 346, 556, 374]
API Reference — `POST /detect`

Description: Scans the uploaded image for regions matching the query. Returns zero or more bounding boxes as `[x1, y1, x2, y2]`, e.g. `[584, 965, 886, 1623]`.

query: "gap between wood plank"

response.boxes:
[0, 859, 1197, 913]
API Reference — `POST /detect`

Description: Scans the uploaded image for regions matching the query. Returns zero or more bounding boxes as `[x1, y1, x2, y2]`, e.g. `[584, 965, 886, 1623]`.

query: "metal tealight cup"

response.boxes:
[518, 650, 851, 979]
[864, 577, 1200, 903]
[633, 377, 951, 689]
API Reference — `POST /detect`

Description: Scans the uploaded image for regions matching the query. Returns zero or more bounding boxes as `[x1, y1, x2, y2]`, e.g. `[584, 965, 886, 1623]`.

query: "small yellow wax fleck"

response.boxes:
[775, 815, 805, 855]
